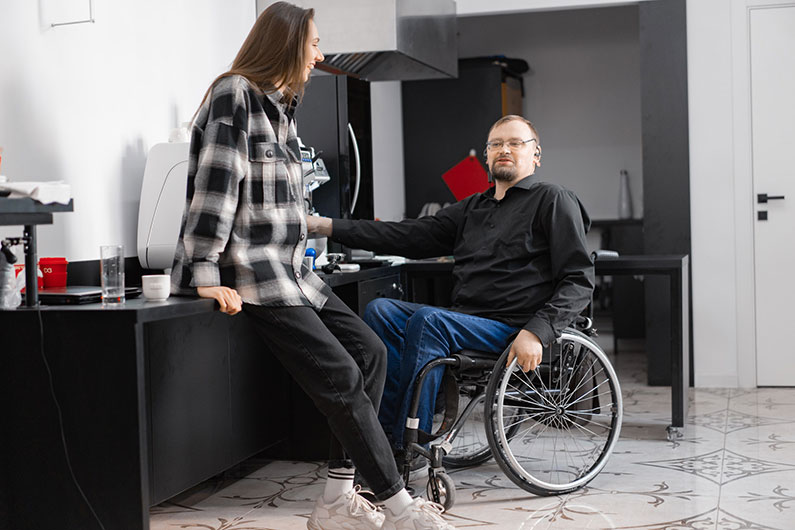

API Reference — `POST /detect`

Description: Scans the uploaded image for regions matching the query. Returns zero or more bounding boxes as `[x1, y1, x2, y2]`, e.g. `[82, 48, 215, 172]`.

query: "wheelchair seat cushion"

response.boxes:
[454, 349, 500, 361]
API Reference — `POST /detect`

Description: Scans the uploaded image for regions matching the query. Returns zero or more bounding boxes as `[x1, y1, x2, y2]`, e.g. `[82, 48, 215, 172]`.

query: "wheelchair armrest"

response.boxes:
[452, 349, 502, 372]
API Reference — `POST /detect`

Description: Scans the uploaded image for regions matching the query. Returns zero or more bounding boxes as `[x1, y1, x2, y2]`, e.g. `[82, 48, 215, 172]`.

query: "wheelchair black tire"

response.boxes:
[426, 471, 456, 512]
[483, 330, 622, 496]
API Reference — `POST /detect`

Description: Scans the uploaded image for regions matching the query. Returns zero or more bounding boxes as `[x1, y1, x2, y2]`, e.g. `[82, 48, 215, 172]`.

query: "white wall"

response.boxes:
[457, 6, 643, 221]
[0, 0, 253, 262]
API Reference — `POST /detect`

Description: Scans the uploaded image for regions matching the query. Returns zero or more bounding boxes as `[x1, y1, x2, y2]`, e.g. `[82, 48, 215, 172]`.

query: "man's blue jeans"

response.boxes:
[363, 298, 519, 448]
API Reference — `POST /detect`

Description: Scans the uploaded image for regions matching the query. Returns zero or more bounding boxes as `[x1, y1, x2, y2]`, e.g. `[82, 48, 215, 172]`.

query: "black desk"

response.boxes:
[1, 257, 689, 529]
[0, 266, 402, 530]
[0, 198, 74, 306]
[2, 297, 288, 530]
[594, 255, 690, 440]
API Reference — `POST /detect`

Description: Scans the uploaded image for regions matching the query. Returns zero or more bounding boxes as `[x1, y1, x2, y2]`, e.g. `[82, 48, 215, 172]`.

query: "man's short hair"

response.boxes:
[488, 115, 540, 143]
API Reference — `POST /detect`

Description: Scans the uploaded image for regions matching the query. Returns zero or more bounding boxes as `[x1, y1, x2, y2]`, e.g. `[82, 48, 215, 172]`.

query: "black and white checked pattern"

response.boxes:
[171, 75, 328, 309]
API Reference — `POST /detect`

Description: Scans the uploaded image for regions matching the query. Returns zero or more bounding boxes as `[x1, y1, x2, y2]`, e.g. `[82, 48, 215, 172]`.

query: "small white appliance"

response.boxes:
[137, 141, 189, 270]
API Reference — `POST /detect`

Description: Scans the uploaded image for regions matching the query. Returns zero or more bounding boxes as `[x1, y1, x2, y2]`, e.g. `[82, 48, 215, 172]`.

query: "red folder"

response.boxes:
[442, 155, 492, 201]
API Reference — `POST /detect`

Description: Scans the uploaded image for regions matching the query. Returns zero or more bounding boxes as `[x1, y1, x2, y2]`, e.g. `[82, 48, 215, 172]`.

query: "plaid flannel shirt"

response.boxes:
[171, 75, 329, 310]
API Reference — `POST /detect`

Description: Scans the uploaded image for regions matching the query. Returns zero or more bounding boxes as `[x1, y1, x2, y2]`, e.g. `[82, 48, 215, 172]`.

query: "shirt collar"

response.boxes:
[512, 175, 535, 190]
[483, 175, 535, 199]
[265, 90, 298, 120]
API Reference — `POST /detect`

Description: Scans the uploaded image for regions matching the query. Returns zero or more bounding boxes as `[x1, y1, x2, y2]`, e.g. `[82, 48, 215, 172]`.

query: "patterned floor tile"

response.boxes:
[689, 409, 793, 435]
[147, 352, 795, 529]
[727, 430, 795, 458]
[639, 448, 795, 486]
[719, 470, 795, 530]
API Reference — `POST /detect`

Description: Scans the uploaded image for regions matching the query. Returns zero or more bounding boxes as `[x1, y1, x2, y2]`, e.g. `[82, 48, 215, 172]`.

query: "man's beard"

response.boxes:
[491, 164, 517, 182]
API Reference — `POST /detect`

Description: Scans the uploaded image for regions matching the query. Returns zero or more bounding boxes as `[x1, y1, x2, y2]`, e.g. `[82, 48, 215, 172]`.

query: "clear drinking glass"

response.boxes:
[100, 245, 125, 304]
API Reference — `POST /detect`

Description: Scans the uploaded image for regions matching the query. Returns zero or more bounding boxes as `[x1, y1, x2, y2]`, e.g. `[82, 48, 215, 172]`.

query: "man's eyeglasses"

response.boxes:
[485, 138, 537, 151]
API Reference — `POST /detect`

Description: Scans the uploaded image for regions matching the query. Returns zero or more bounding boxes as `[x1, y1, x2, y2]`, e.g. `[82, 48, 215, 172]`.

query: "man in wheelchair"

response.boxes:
[307, 116, 599, 498]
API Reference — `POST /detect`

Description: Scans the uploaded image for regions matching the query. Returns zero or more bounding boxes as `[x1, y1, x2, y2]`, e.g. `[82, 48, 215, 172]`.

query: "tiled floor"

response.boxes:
[150, 335, 795, 530]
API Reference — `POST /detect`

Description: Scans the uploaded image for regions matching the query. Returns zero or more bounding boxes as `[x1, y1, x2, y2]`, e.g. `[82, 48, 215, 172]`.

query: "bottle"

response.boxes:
[0, 243, 21, 310]
[618, 169, 634, 219]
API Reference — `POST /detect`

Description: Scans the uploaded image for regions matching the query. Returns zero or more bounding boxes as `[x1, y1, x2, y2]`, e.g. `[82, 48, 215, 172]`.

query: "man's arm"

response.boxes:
[524, 190, 594, 345]
[524, 189, 595, 346]
[306, 200, 466, 259]
[507, 190, 593, 372]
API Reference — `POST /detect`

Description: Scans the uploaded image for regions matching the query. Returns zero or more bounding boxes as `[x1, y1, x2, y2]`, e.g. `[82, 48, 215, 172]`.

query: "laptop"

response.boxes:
[38, 286, 143, 305]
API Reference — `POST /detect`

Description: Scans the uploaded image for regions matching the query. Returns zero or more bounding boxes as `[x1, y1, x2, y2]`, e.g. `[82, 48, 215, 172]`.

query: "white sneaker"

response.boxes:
[307, 485, 385, 530]
[382, 498, 456, 530]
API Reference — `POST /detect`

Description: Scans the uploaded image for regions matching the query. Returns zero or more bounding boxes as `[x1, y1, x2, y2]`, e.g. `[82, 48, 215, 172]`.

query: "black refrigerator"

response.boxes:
[295, 73, 374, 225]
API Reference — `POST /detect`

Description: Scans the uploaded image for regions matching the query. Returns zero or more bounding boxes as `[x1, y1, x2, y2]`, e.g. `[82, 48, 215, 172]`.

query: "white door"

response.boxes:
[751, 4, 795, 385]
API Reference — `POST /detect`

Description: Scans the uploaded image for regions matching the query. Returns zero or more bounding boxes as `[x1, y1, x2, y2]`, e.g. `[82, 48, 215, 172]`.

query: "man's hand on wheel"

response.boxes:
[506, 329, 543, 372]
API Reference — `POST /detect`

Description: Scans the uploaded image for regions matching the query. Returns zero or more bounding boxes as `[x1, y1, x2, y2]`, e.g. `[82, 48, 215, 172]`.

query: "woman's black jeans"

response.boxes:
[243, 292, 404, 501]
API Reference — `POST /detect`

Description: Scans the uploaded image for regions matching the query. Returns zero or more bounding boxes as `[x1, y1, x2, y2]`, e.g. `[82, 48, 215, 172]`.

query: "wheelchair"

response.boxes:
[399, 317, 623, 511]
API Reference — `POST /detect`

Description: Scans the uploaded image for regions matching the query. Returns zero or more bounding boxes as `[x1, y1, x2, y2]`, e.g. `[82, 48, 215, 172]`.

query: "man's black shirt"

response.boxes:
[332, 175, 595, 346]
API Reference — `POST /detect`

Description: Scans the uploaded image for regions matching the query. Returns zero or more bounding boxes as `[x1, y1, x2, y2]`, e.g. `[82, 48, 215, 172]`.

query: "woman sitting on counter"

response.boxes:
[169, 2, 455, 530]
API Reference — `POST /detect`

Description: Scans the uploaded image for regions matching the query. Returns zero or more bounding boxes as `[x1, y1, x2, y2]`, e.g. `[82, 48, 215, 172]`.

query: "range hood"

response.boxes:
[258, 0, 457, 81]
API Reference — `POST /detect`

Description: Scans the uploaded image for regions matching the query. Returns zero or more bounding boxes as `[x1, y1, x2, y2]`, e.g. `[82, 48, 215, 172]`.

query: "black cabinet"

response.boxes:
[401, 58, 524, 218]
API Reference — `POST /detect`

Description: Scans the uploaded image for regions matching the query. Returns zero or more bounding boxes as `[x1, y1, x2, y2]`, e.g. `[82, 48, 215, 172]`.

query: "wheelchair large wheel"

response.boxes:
[484, 330, 622, 496]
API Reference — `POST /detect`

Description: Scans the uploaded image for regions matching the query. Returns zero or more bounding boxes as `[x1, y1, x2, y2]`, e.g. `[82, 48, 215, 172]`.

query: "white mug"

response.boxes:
[142, 274, 171, 301]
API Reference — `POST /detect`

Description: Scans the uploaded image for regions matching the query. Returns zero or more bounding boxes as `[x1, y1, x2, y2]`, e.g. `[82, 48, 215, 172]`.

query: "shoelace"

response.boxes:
[347, 485, 381, 517]
[416, 499, 446, 521]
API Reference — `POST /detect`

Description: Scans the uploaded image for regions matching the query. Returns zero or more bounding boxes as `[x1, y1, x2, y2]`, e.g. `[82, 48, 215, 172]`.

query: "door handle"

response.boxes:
[347, 123, 361, 215]
[757, 193, 786, 204]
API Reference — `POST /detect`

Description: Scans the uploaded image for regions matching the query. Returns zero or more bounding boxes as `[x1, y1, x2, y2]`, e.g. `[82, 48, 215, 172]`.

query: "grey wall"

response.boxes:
[457, 5, 643, 221]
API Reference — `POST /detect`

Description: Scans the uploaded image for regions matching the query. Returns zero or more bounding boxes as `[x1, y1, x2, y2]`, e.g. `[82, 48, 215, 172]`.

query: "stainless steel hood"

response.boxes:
[257, 0, 457, 81]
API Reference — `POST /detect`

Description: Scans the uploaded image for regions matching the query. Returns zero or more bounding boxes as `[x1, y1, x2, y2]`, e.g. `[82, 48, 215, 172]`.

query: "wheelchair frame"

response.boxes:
[400, 321, 623, 511]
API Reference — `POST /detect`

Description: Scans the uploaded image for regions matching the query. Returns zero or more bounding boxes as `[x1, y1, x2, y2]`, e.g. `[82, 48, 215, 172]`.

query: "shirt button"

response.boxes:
[299, 233, 306, 241]
[266, 149, 274, 158]
[295, 271, 301, 279]
[490, 223, 495, 228]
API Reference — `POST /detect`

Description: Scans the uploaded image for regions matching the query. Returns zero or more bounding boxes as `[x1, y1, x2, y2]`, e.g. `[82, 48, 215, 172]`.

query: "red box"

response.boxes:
[39, 257, 68, 288]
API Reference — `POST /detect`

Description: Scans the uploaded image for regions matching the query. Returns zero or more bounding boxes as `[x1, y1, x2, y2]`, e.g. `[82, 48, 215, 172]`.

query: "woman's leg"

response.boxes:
[243, 300, 403, 501]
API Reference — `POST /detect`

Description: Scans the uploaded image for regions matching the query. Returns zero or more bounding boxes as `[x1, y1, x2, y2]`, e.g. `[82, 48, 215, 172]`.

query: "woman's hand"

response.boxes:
[197, 286, 243, 315]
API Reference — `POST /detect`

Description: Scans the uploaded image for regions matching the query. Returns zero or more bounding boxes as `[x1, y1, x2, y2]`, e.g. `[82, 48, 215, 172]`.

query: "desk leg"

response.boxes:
[667, 260, 690, 440]
[23, 224, 37, 307]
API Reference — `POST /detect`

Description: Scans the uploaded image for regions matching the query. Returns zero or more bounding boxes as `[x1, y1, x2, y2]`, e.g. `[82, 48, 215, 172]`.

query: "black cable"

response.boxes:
[36, 305, 108, 530]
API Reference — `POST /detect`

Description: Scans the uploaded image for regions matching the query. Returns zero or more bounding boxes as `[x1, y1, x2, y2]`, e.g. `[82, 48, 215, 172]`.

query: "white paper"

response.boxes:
[0, 181, 72, 205]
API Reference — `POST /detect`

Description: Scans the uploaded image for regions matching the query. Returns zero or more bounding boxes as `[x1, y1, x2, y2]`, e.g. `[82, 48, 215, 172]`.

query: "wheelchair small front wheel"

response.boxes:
[426, 471, 456, 512]
[484, 330, 622, 496]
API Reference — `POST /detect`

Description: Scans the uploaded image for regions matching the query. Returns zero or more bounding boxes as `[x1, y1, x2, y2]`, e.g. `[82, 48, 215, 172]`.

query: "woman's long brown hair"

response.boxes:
[195, 2, 314, 117]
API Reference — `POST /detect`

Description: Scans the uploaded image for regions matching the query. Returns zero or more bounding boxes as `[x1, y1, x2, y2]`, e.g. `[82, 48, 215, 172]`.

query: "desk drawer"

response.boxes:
[357, 274, 403, 313]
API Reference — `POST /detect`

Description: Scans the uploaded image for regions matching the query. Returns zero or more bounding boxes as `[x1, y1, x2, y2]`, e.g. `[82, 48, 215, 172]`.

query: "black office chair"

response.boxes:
[400, 316, 623, 511]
